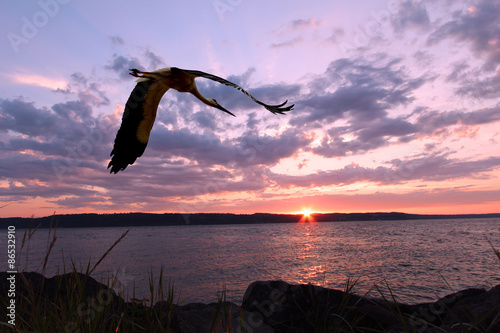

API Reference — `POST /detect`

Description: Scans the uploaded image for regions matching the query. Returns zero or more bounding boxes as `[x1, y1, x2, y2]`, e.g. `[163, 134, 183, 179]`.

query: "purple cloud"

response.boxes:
[428, 0, 500, 71]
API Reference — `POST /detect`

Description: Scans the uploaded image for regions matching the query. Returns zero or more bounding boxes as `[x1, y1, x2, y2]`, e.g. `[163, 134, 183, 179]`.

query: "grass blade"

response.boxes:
[89, 229, 129, 275]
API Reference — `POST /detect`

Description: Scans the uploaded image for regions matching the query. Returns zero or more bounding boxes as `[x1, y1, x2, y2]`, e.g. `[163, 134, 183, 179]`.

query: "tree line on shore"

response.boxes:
[1, 211, 499, 228]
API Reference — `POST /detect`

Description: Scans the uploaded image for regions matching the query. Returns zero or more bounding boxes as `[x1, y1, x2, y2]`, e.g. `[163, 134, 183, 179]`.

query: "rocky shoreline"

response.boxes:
[1, 272, 499, 332]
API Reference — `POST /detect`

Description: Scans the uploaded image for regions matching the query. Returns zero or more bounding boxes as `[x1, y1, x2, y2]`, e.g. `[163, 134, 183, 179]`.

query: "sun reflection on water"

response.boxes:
[7, 219, 500, 304]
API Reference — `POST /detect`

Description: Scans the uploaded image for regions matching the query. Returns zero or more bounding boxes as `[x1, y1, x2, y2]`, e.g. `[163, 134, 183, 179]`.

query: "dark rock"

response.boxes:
[401, 287, 487, 331]
[0, 271, 126, 332]
[0, 271, 125, 312]
[443, 285, 500, 332]
[241, 280, 500, 333]
[241, 280, 387, 332]
[2, 273, 499, 332]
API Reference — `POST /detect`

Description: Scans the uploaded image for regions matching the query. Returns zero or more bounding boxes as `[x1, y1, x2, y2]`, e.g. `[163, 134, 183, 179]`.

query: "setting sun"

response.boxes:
[299, 209, 315, 223]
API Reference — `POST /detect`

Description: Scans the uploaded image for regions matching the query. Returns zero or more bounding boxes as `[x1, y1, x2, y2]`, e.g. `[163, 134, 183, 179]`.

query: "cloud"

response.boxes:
[108, 35, 124, 46]
[192, 111, 218, 130]
[2, 44, 499, 216]
[357, 117, 416, 141]
[234, 188, 500, 214]
[292, 55, 428, 126]
[428, 0, 500, 71]
[312, 132, 385, 158]
[311, 116, 418, 157]
[105, 54, 144, 79]
[290, 18, 320, 30]
[0, 99, 56, 138]
[81, 83, 111, 107]
[454, 71, 500, 100]
[144, 50, 166, 69]
[52, 72, 111, 107]
[385, 153, 500, 183]
[390, 0, 430, 32]
[148, 126, 311, 169]
[269, 18, 320, 49]
[282, 49, 500, 160]
[288, 55, 433, 157]
[412, 104, 500, 137]
[236, 128, 312, 167]
[309, 102, 500, 158]
[1, 175, 100, 202]
[245, 112, 260, 130]
[105, 50, 167, 80]
[270, 37, 303, 49]
[70, 72, 88, 87]
[52, 100, 93, 121]
[446, 61, 470, 82]
[270, 153, 500, 188]
[0, 95, 115, 185]
[9, 74, 67, 90]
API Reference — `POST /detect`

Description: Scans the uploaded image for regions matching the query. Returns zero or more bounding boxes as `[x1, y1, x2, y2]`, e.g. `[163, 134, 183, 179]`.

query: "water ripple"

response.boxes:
[3, 218, 499, 304]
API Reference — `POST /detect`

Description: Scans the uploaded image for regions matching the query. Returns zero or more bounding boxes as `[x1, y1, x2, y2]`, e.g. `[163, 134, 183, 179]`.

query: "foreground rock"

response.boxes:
[242, 280, 500, 332]
[1, 272, 498, 332]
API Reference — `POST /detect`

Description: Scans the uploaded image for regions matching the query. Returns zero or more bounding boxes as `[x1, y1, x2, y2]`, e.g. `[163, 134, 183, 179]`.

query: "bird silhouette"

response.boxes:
[108, 67, 294, 174]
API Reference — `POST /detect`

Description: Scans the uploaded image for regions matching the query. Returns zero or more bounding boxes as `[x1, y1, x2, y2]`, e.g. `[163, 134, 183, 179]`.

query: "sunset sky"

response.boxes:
[1, 0, 499, 218]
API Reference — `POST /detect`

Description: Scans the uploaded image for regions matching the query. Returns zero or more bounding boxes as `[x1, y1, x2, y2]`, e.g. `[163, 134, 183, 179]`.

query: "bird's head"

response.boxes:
[209, 98, 235, 117]
[129, 68, 171, 82]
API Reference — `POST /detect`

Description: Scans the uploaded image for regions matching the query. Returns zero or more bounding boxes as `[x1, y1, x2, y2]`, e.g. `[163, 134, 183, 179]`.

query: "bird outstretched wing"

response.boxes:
[179, 68, 294, 114]
[108, 78, 169, 174]
[109, 67, 295, 173]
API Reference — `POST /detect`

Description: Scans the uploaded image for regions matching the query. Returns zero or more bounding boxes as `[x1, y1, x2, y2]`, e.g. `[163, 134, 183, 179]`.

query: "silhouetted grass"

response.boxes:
[1, 215, 243, 332]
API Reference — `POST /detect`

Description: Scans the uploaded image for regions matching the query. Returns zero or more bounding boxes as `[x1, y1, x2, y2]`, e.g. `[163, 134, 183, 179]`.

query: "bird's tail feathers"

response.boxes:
[262, 100, 295, 114]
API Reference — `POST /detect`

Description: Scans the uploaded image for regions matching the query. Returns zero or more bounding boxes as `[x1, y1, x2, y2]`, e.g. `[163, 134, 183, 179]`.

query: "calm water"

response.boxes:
[2, 218, 500, 304]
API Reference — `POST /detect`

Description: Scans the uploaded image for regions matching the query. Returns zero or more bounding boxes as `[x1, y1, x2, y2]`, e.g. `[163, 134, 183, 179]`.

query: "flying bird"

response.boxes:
[108, 67, 294, 174]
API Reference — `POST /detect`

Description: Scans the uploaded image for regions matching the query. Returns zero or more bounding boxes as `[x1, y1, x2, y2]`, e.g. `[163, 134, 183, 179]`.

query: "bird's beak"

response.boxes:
[215, 103, 236, 117]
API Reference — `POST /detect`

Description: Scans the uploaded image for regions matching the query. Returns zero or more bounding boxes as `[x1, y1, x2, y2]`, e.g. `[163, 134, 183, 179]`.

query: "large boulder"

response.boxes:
[0, 271, 125, 312]
[2, 273, 498, 332]
[241, 280, 500, 332]
[241, 280, 381, 332]
[0, 271, 126, 332]
[443, 285, 500, 332]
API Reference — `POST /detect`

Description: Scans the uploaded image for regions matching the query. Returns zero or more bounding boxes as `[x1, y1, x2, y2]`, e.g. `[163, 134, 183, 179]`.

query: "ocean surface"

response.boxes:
[2, 218, 500, 305]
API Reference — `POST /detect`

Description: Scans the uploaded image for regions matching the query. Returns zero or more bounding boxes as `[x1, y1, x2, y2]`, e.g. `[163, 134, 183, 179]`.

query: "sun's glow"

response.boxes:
[299, 209, 315, 223]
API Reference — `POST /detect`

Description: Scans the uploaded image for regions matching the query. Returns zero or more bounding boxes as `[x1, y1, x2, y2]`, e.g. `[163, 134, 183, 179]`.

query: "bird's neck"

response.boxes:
[191, 85, 215, 107]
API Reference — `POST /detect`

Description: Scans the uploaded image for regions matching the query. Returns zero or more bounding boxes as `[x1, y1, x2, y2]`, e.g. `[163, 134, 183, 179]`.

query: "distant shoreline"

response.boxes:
[1, 212, 499, 228]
